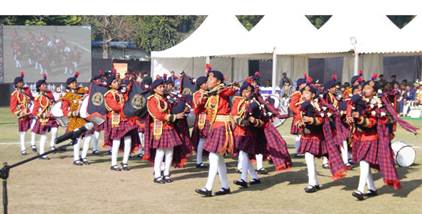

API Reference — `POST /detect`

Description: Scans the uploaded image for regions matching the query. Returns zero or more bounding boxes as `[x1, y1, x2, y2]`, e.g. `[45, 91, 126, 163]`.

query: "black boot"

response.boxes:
[249, 178, 261, 185]
[304, 185, 319, 193]
[365, 189, 378, 197]
[352, 190, 365, 201]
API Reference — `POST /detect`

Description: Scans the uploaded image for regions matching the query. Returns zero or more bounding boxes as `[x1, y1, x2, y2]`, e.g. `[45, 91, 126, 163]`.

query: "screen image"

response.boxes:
[3, 25, 91, 83]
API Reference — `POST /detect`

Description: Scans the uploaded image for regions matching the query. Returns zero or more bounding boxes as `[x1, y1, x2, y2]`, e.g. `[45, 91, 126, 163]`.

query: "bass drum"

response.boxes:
[268, 95, 288, 128]
[51, 101, 68, 127]
[79, 96, 89, 119]
[391, 141, 416, 167]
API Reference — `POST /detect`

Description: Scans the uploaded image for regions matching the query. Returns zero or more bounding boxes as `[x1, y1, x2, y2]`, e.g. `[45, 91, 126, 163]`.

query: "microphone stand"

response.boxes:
[0, 138, 78, 214]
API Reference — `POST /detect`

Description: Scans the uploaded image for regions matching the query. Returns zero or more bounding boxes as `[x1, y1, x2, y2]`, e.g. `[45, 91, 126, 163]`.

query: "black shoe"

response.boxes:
[121, 163, 129, 171]
[21, 150, 27, 156]
[234, 179, 248, 188]
[322, 163, 330, 169]
[215, 188, 231, 196]
[352, 190, 365, 200]
[73, 160, 83, 166]
[154, 177, 165, 184]
[92, 150, 100, 155]
[256, 168, 268, 175]
[196, 163, 207, 168]
[82, 158, 90, 165]
[365, 190, 378, 197]
[195, 188, 212, 197]
[163, 175, 173, 183]
[304, 185, 319, 193]
[249, 178, 261, 185]
[110, 165, 121, 171]
[40, 155, 49, 160]
[31, 146, 37, 153]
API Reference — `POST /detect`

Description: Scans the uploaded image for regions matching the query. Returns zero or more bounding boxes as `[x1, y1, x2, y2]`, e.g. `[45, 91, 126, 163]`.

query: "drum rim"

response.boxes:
[395, 145, 416, 167]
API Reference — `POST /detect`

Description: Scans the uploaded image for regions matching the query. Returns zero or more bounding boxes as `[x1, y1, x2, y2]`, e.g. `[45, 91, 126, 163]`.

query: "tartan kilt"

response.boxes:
[108, 119, 138, 141]
[203, 125, 233, 154]
[18, 116, 31, 132]
[351, 139, 360, 163]
[298, 135, 327, 158]
[152, 127, 183, 149]
[47, 118, 59, 128]
[235, 135, 256, 155]
[263, 122, 292, 170]
[290, 118, 302, 135]
[32, 120, 50, 135]
[190, 120, 210, 152]
[355, 140, 379, 166]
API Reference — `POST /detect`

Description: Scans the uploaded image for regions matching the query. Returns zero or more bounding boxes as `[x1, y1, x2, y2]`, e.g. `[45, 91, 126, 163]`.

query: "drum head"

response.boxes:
[396, 146, 416, 167]
[51, 101, 64, 117]
[79, 96, 89, 119]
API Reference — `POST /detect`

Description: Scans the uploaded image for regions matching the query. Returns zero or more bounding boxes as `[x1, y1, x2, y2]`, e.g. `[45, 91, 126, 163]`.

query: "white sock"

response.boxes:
[19, 132, 26, 152]
[295, 135, 301, 154]
[164, 148, 174, 176]
[197, 138, 205, 164]
[154, 149, 165, 178]
[92, 131, 100, 151]
[49, 127, 58, 148]
[39, 134, 47, 157]
[30, 132, 36, 147]
[239, 151, 249, 181]
[73, 138, 81, 161]
[138, 132, 144, 154]
[122, 136, 132, 164]
[341, 141, 349, 164]
[217, 153, 229, 189]
[358, 161, 370, 192]
[256, 154, 263, 170]
[305, 152, 319, 186]
[366, 167, 376, 191]
[81, 135, 92, 159]
[111, 139, 121, 166]
[205, 152, 219, 191]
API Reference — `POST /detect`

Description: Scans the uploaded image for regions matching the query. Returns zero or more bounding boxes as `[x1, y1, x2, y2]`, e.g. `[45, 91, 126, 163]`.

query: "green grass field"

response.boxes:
[0, 107, 421, 214]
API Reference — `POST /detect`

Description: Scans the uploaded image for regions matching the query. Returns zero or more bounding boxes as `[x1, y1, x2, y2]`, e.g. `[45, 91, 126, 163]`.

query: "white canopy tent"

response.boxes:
[151, 14, 251, 80]
[151, 13, 422, 90]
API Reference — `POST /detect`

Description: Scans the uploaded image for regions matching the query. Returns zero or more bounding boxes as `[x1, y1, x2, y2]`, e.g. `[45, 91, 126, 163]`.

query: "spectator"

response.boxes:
[390, 74, 399, 85]
[278, 72, 291, 89]
[416, 82, 422, 105]
[280, 81, 293, 98]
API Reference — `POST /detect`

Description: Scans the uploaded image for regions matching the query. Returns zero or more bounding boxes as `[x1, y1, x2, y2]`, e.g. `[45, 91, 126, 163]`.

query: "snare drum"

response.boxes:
[51, 101, 68, 127]
[79, 96, 89, 119]
[391, 141, 416, 167]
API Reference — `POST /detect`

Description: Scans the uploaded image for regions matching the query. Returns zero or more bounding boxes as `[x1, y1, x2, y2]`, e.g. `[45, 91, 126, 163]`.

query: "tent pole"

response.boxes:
[272, 48, 277, 94]
[353, 50, 359, 76]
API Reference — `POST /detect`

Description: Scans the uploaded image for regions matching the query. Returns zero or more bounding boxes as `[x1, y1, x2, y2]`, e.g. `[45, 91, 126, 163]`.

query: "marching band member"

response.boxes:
[195, 70, 238, 197]
[31, 73, 55, 159]
[298, 85, 347, 193]
[144, 78, 185, 183]
[104, 74, 139, 171]
[349, 76, 418, 200]
[231, 81, 262, 187]
[10, 72, 33, 155]
[289, 77, 307, 157]
[191, 76, 209, 168]
[61, 72, 93, 165]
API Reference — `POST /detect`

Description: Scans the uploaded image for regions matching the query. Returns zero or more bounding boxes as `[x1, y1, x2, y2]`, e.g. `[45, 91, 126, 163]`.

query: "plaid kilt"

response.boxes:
[47, 119, 59, 128]
[18, 116, 31, 132]
[355, 140, 379, 166]
[235, 135, 256, 155]
[108, 119, 138, 141]
[172, 119, 193, 167]
[203, 125, 233, 154]
[190, 119, 210, 152]
[290, 119, 301, 135]
[32, 119, 51, 135]
[152, 127, 183, 149]
[263, 122, 292, 170]
[298, 135, 327, 158]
